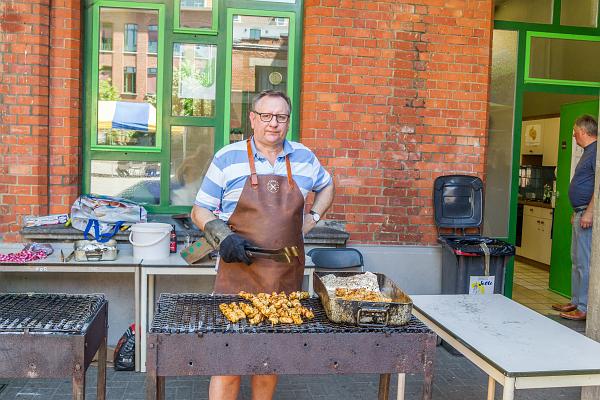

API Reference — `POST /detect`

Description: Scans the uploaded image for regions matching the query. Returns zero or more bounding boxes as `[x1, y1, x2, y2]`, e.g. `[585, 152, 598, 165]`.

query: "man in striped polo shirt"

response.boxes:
[191, 90, 334, 400]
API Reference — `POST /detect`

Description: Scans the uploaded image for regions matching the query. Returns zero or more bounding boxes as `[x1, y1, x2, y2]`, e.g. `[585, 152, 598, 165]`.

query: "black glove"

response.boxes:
[219, 234, 254, 265]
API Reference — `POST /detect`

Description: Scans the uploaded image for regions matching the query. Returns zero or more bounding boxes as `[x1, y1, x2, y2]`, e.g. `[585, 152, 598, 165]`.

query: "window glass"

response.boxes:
[101, 23, 113, 51]
[170, 126, 215, 205]
[493, 0, 553, 24]
[125, 24, 138, 52]
[172, 43, 217, 117]
[529, 36, 600, 83]
[91, 160, 161, 205]
[97, 8, 159, 147]
[230, 15, 289, 142]
[561, 0, 598, 27]
[148, 25, 158, 53]
[484, 30, 518, 238]
[179, 0, 212, 30]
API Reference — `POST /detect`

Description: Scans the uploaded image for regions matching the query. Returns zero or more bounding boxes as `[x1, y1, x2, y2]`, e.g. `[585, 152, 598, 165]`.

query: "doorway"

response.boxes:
[511, 92, 597, 315]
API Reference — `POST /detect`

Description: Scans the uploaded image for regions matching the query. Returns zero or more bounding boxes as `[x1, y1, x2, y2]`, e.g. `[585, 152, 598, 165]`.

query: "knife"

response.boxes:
[63, 250, 75, 263]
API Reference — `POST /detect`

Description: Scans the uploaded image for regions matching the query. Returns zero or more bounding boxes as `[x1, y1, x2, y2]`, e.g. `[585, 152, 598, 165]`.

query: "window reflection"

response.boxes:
[179, 0, 213, 30]
[230, 15, 289, 142]
[97, 8, 159, 147]
[170, 126, 214, 206]
[172, 43, 216, 117]
[91, 160, 161, 205]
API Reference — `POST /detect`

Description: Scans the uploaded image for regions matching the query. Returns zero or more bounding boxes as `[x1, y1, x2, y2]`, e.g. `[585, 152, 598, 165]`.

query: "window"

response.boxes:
[148, 25, 158, 54]
[87, 2, 300, 211]
[249, 28, 261, 40]
[124, 23, 138, 52]
[100, 23, 113, 51]
[147, 67, 157, 94]
[123, 67, 137, 94]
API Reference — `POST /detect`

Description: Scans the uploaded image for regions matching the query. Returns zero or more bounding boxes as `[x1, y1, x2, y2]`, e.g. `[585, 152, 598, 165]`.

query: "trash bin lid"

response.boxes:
[439, 236, 515, 256]
[433, 175, 483, 229]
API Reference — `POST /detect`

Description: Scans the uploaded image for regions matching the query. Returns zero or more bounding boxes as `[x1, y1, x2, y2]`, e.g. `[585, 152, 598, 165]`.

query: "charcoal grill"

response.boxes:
[0, 293, 108, 400]
[147, 294, 436, 400]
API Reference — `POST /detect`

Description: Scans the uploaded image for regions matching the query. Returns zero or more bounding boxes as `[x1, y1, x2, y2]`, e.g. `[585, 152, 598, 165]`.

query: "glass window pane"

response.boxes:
[148, 25, 158, 53]
[172, 43, 217, 117]
[494, 0, 553, 24]
[101, 23, 113, 51]
[529, 36, 600, 83]
[230, 15, 289, 142]
[180, 0, 212, 30]
[484, 30, 518, 238]
[561, 0, 598, 27]
[98, 8, 159, 147]
[90, 160, 161, 205]
[170, 126, 215, 206]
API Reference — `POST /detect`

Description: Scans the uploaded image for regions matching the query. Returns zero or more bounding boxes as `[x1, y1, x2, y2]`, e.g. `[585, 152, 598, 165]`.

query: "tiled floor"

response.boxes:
[512, 259, 569, 316]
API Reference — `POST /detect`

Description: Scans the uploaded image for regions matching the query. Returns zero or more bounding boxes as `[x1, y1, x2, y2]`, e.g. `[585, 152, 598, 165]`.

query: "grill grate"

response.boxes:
[0, 293, 105, 334]
[151, 293, 429, 334]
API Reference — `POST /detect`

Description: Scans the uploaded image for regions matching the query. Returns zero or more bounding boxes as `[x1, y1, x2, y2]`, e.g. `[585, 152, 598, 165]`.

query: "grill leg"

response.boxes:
[72, 370, 85, 400]
[378, 374, 391, 400]
[146, 372, 165, 400]
[97, 335, 107, 400]
[422, 357, 434, 400]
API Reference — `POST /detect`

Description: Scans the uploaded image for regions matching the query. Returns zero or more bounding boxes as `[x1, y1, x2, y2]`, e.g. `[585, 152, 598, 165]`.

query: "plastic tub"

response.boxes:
[129, 223, 171, 260]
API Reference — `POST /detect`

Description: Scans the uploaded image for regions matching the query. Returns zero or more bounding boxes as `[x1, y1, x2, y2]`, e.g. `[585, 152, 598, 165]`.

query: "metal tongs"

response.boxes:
[245, 245, 300, 264]
[60, 249, 75, 263]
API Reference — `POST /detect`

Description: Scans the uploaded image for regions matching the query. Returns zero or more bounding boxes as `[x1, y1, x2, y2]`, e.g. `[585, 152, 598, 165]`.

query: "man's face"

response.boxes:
[249, 95, 290, 148]
[573, 126, 587, 148]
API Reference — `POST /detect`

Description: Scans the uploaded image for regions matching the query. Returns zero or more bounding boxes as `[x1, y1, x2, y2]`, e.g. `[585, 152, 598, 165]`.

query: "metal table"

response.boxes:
[146, 294, 436, 400]
[0, 243, 141, 371]
[412, 294, 600, 400]
[139, 253, 316, 372]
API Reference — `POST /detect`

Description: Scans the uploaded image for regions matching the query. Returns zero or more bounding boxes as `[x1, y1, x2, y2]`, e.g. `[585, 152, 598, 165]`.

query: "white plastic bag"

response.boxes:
[71, 194, 147, 242]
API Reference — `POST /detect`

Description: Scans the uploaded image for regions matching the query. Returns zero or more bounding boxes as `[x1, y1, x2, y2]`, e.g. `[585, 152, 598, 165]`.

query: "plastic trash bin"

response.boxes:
[433, 175, 515, 295]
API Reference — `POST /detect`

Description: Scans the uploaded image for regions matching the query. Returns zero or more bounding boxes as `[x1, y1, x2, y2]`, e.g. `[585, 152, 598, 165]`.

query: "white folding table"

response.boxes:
[411, 294, 600, 400]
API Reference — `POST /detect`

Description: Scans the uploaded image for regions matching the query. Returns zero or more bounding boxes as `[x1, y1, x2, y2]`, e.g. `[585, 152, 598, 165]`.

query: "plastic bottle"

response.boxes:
[170, 225, 177, 253]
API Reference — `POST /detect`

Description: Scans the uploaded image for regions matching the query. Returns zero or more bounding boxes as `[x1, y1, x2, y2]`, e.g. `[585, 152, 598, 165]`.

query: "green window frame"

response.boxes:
[525, 31, 600, 87]
[84, 0, 304, 213]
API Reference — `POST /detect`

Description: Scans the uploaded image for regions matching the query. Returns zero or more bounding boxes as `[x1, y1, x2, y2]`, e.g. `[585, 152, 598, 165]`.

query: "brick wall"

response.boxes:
[0, 0, 82, 241]
[301, 0, 493, 245]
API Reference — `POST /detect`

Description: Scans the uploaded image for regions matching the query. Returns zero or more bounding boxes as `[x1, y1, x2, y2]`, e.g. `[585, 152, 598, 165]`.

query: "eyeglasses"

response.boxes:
[253, 111, 290, 124]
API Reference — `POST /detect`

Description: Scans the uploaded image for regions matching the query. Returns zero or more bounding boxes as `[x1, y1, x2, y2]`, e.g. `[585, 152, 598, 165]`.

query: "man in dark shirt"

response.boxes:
[553, 114, 598, 321]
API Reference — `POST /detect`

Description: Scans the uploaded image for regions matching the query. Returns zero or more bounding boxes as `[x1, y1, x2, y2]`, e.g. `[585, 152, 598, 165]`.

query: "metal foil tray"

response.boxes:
[314, 272, 413, 327]
[74, 239, 118, 262]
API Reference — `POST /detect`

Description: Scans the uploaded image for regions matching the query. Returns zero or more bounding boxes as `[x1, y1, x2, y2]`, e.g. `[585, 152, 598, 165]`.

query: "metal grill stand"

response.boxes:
[0, 294, 108, 400]
[146, 294, 436, 400]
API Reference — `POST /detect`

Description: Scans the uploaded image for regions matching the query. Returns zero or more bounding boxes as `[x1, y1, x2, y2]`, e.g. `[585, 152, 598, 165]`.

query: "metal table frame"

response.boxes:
[412, 294, 600, 400]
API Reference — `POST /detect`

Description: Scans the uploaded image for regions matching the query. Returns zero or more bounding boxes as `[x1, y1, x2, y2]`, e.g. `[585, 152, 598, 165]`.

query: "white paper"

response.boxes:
[469, 276, 495, 295]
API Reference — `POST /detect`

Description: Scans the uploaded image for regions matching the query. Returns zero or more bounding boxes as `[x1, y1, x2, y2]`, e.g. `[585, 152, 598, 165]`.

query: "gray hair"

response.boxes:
[575, 114, 598, 137]
[251, 90, 292, 114]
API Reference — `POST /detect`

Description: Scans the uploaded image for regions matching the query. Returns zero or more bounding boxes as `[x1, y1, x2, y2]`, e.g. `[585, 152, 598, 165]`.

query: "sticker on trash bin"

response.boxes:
[469, 276, 495, 295]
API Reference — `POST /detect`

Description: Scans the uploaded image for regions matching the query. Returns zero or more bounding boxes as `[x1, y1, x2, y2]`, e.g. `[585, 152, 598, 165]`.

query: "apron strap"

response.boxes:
[246, 138, 258, 187]
[285, 156, 295, 188]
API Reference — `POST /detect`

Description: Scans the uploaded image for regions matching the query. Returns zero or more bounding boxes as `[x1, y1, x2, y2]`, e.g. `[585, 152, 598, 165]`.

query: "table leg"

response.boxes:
[502, 377, 515, 400]
[487, 376, 495, 400]
[72, 369, 85, 400]
[396, 373, 405, 400]
[140, 269, 148, 373]
[134, 267, 141, 372]
[307, 268, 314, 295]
[378, 374, 391, 400]
[149, 274, 155, 323]
[97, 335, 107, 400]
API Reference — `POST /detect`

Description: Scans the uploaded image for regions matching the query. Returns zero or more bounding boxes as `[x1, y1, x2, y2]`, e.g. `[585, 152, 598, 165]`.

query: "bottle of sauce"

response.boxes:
[170, 225, 177, 253]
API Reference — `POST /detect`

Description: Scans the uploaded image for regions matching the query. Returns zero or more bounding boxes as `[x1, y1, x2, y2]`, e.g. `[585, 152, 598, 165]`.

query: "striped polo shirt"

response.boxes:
[194, 138, 332, 222]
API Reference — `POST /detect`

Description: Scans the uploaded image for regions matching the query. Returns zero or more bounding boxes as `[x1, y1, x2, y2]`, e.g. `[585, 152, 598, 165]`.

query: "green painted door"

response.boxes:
[549, 100, 599, 296]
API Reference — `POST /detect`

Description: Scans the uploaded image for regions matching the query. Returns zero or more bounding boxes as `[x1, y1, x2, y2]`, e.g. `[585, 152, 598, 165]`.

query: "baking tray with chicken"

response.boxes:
[313, 271, 413, 327]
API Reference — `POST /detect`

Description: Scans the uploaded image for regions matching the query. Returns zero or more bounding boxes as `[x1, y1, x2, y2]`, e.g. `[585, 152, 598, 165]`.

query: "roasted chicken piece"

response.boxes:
[334, 287, 391, 303]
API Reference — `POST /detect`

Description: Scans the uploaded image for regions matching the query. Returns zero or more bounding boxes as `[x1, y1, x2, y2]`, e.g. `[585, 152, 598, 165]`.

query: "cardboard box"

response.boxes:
[180, 237, 213, 264]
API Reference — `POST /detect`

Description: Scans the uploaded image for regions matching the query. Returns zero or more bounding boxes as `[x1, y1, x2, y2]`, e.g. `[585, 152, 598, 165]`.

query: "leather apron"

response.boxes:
[213, 138, 305, 294]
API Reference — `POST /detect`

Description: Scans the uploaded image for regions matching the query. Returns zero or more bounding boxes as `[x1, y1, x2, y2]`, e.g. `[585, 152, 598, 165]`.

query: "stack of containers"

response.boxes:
[433, 175, 515, 295]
